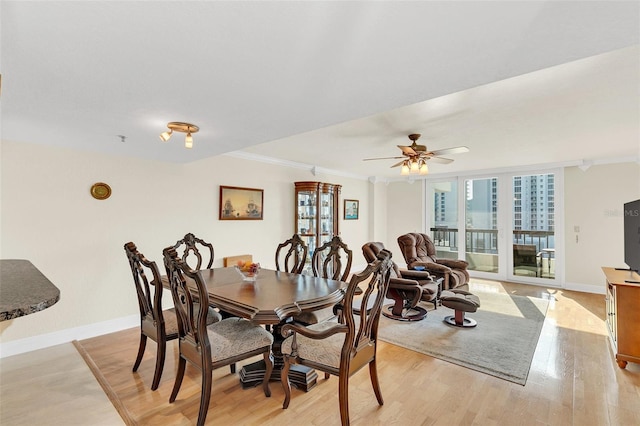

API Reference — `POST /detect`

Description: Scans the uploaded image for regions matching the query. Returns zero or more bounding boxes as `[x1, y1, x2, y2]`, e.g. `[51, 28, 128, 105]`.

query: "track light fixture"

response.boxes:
[159, 122, 199, 149]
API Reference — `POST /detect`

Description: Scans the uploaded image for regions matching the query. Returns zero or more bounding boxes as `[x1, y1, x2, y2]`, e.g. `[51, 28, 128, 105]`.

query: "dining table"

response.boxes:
[163, 266, 347, 391]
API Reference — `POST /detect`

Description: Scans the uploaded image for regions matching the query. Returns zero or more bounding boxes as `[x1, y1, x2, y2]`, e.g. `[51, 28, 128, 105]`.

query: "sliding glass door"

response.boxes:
[428, 180, 460, 260]
[427, 170, 561, 285]
[464, 177, 499, 274]
[511, 173, 556, 280]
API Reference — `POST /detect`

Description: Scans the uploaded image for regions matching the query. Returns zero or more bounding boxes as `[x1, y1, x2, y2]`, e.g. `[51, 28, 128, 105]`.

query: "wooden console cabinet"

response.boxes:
[602, 267, 640, 369]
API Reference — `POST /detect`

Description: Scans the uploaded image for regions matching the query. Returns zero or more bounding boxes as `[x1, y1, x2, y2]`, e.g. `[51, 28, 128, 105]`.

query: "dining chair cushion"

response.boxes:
[206, 318, 274, 363]
[281, 313, 366, 368]
[281, 320, 348, 369]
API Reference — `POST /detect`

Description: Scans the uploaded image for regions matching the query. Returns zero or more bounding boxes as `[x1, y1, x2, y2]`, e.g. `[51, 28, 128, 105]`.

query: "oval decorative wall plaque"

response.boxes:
[90, 182, 112, 200]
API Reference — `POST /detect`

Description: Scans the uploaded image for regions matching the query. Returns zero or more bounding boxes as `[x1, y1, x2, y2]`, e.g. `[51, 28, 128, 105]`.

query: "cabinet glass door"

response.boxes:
[319, 190, 335, 246]
[297, 189, 317, 259]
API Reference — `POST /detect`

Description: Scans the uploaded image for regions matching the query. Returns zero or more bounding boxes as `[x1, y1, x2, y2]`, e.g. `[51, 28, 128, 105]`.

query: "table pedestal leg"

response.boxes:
[239, 321, 318, 392]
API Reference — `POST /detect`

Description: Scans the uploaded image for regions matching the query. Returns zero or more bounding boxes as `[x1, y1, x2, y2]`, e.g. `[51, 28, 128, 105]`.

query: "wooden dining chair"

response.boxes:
[275, 234, 308, 274]
[171, 233, 214, 270]
[163, 247, 274, 426]
[294, 235, 354, 326]
[124, 242, 222, 391]
[172, 233, 242, 325]
[280, 249, 393, 426]
[312, 235, 353, 282]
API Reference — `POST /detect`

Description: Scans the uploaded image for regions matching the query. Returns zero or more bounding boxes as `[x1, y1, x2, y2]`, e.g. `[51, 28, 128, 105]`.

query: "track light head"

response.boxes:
[159, 130, 173, 142]
[160, 122, 199, 148]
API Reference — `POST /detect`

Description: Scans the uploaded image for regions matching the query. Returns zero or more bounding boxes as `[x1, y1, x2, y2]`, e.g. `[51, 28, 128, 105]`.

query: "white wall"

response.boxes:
[0, 140, 373, 354]
[385, 180, 423, 267]
[564, 162, 640, 291]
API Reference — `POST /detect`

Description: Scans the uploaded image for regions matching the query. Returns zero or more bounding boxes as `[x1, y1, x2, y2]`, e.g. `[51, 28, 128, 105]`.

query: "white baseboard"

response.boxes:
[0, 314, 139, 359]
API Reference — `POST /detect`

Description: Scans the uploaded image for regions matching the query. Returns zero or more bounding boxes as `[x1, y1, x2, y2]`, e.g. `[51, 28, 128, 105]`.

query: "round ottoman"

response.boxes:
[440, 289, 481, 328]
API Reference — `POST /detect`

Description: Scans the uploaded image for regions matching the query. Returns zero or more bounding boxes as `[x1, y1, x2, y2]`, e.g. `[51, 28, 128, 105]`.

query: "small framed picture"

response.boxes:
[344, 199, 359, 220]
[219, 186, 264, 220]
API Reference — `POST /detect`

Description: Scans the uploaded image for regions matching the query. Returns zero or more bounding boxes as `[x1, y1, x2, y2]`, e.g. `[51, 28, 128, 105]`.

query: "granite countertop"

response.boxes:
[0, 259, 61, 321]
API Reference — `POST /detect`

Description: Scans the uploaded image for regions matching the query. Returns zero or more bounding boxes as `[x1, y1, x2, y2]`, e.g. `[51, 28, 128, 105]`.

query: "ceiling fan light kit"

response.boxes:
[401, 158, 429, 176]
[159, 122, 199, 149]
[364, 133, 468, 176]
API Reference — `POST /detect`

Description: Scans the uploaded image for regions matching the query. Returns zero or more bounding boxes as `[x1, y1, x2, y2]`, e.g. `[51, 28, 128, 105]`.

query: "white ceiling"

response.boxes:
[2, 1, 639, 180]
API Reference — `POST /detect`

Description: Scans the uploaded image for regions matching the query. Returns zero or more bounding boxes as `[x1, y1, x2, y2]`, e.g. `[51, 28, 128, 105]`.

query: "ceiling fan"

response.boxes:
[363, 134, 469, 175]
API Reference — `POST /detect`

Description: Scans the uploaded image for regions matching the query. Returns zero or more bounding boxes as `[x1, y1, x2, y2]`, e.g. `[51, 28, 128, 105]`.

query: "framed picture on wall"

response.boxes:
[219, 186, 264, 220]
[344, 199, 359, 220]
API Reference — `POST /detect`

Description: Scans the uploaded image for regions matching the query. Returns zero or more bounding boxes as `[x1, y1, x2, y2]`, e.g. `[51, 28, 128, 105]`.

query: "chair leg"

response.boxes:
[132, 333, 147, 372]
[368, 359, 384, 406]
[197, 365, 212, 426]
[281, 356, 292, 409]
[324, 372, 330, 380]
[230, 363, 236, 374]
[338, 372, 350, 426]
[151, 339, 166, 391]
[169, 357, 186, 403]
[262, 351, 273, 397]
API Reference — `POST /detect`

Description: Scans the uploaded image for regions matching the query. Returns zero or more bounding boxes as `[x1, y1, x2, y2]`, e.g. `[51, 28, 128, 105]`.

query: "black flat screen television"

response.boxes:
[624, 198, 640, 273]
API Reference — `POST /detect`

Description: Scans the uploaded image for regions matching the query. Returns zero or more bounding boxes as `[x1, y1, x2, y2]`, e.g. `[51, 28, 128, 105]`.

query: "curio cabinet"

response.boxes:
[294, 181, 341, 274]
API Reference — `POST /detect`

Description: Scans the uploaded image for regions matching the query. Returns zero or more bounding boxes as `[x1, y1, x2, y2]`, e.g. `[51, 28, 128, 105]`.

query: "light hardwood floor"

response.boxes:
[3, 279, 640, 425]
[0, 341, 124, 425]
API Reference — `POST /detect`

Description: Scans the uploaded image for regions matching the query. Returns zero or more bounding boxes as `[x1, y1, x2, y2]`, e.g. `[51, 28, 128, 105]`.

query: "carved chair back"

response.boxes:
[275, 234, 308, 274]
[171, 233, 214, 270]
[124, 242, 170, 341]
[163, 247, 211, 368]
[312, 235, 353, 282]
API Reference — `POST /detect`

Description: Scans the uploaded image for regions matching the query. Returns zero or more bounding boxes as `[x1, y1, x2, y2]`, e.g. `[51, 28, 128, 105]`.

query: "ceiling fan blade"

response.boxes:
[390, 160, 406, 168]
[430, 146, 469, 156]
[363, 156, 405, 161]
[397, 145, 417, 156]
[429, 156, 454, 164]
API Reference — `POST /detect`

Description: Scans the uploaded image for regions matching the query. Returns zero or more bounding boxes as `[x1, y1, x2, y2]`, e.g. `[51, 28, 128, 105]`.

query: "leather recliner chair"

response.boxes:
[397, 233, 469, 290]
[362, 242, 440, 321]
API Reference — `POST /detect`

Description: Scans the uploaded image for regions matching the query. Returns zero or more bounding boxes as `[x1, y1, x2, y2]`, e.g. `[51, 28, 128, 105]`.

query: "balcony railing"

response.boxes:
[430, 227, 554, 254]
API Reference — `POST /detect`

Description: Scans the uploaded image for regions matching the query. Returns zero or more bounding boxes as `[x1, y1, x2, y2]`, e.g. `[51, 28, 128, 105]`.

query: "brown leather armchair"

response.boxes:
[397, 233, 469, 290]
[362, 242, 440, 321]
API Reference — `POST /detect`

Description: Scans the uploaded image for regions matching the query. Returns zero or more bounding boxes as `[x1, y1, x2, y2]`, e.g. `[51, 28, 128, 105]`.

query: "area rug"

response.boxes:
[377, 290, 549, 385]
